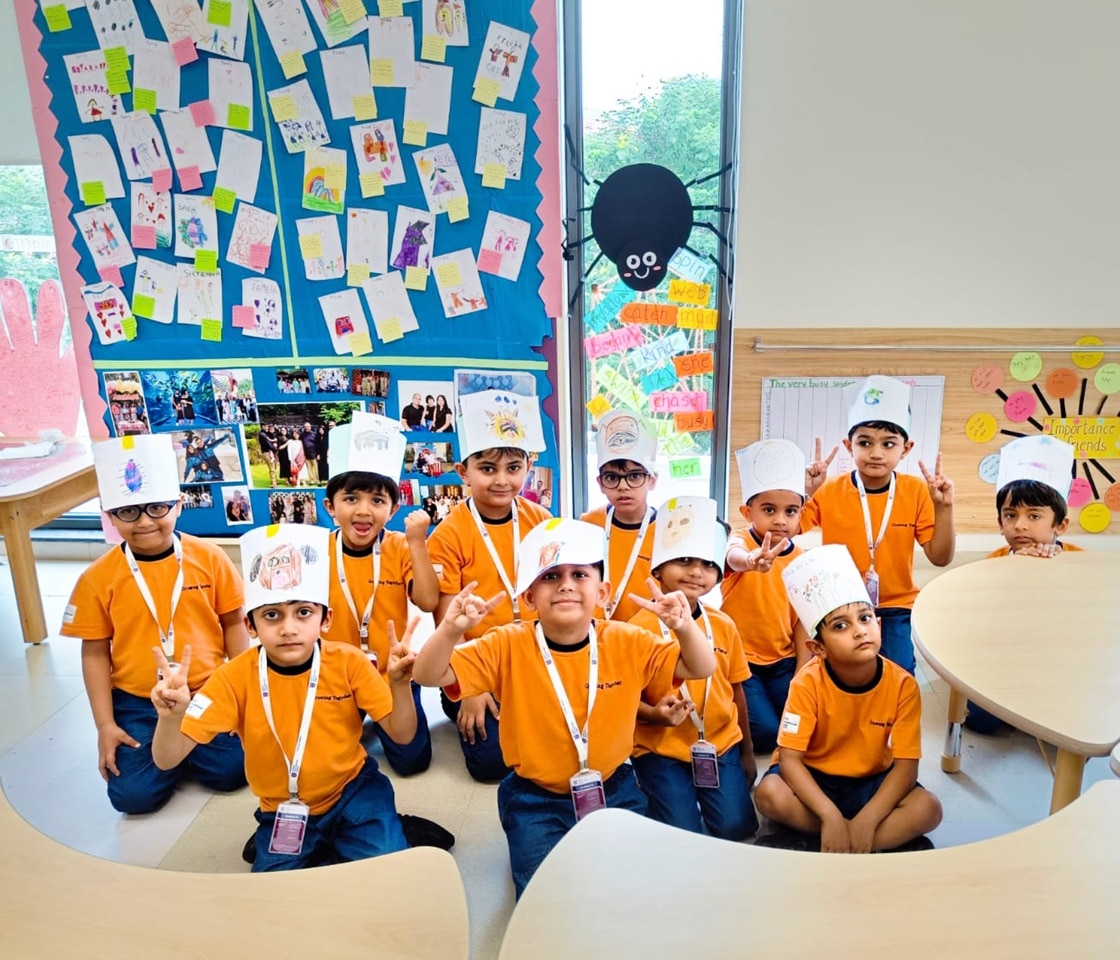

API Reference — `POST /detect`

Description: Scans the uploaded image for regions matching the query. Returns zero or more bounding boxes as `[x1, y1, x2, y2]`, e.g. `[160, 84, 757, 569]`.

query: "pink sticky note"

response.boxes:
[132, 225, 157, 249]
[99, 265, 125, 287]
[232, 305, 256, 329]
[249, 242, 271, 270]
[151, 167, 173, 193]
[189, 100, 216, 128]
[179, 165, 203, 192]
[478, 248, 503, 276]
[172, 37, 198, 66]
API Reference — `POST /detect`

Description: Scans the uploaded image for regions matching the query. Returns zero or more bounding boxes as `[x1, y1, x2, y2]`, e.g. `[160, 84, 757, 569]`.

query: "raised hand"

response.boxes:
[150, 645, 193, 718]
[403, 508, 431, 541]
[629, 577, 691, 632]
[919, 453, 954, 507]
[444, 582, 504, 634]
[745, 531, 791, 574]
[805, 437, 838, 497]
[386, 617, 420, 683]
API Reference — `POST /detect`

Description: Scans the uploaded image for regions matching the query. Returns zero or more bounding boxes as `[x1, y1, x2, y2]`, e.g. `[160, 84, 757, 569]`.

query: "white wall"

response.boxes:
[735, 1, 1120, 329]
[2, 3, 41, 165]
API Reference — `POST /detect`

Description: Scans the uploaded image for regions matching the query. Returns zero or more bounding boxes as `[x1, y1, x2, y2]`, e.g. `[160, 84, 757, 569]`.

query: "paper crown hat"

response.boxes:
[996, 435, 1075, 499]
[515, 518, 605, 597]
[595, 408, 657, 473]
[650, 496, 727, 581]
[328, 412, 407, 480]
[782, 544, 872, 635]
[736, 439, 806, 503]
[458, 390, 545, 459]
[93, 435, 181, 512]
[241, 523, 330, 612]
[846, 375, 912, 436]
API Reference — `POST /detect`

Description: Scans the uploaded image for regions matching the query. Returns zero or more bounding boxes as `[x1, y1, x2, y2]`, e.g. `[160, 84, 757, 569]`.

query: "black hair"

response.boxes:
[996, 479, 1068, 525]
[848, 420, 909, 443]
[813, 600, 876, 640]
[598, 458, 647, 474]
[247, 602, 328, 630]
[324, 471, 400, 507]
[463, 446, 531, 465]
[745, 490, 806, 507]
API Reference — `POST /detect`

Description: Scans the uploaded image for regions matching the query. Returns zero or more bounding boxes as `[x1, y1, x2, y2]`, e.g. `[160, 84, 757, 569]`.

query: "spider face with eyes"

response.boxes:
[617, 242, 665, 289]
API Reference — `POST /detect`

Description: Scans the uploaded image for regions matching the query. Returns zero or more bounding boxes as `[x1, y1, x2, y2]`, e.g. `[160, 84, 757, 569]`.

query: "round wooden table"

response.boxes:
[912, 552, 1120, 813]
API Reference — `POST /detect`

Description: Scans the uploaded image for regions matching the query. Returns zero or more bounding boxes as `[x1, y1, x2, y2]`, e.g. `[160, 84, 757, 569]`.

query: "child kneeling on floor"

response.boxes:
[754, 545, 942, 853]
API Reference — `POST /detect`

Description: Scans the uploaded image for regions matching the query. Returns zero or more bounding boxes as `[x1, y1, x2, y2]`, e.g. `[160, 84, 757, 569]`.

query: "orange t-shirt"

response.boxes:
[181, 641, 393, 815]
[428, 496, 552, 639]
[579, 504, 657, 622]
[61, 535, 243, 697]
[325, 529, 413, 675]
[630, 605, 750, 761]
[448, 620, 680, 792]
[986, 542, 1084, 558]
[721, 530, 803, 664]
[775, 656, 922, 777]
[800, 472, 935, 609]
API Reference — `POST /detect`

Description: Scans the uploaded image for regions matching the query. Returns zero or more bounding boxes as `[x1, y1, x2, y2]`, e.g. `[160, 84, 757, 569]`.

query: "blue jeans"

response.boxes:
[370, 683, 432, 775]
[108, 688, 246, 815]
[876, 607, 916, 674]
[441, 688, 511, 782]
[498, 765, 648, 898]
[633, 748, 758, 841]
[251, 757, 408, 872]
[964, 701, 1004, 734]
[743, 657, 797, 753]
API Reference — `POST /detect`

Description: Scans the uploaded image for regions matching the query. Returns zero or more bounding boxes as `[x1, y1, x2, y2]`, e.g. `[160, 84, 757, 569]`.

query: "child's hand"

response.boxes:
[819, 815, 851, 854]
[458, 693, 499, 744]
[647, 693, 694, 727]
[740, 746, 758, 790]
[444, 582, 504, 633]
[150, 645, 193, 719]
[404, 508, 431, 541]
[1013, 541, 1062, 559]
[805, 437, 838, 497]
[630, 578, 691, 632]
[386, 617, 420, 683]
[847, 813, 877, 853]
[919, 453, 954, 507]
[745, 532, 791, 573]
[95, 722, 140, 781]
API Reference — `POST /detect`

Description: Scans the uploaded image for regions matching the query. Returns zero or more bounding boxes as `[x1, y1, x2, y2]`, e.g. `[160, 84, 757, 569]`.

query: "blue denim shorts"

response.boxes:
[764, 762, 910, 820]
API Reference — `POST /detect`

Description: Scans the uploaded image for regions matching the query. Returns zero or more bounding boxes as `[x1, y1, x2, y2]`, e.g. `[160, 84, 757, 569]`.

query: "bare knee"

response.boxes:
[754, 774, 794, 820]
[909, 788, 943, 833]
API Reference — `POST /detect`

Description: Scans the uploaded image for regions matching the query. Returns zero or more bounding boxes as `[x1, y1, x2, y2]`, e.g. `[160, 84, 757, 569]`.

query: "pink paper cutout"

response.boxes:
[151, 167, 173, 192]
[189, 100, 216, 128]
[649, 390, 708, 414]
[478, 248, 503, 276]
[249, 243, 271, 270]
[172, 38, 198, 66]
[99, 265, 125, 287]
[1003, 390, 1038, 423]
[232, 305, 256, 329]
[131, 225, 157, 249]
[1067, 476, 1093, 509]
[179, 165, 203, 192]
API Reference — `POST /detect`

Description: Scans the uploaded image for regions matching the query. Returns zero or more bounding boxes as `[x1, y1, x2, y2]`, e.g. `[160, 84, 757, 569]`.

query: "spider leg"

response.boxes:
[682, 161, 733, 190]
[682, 243, 730, 285]
[582, 249, 605, 280]
[567, 250, 607, 311]
[692, 205, 732, 213]
[692, 220, 733, 250]
[564, 124, 601, 188]
[561, 232, 596, 261]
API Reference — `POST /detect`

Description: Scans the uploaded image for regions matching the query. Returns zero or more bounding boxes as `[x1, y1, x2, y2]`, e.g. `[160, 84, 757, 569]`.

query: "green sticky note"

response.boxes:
[669, 457, 703, 479]
[207, 0, 233, 27]
[80, 181, 106, 206]
[121, 316, 138, 341]
[132, 294, 156, 319]
[133, 87, 158, 114]
[104, 46, 129, 72]
[227, 103, 251, 131]
[106, 69, 131, 95]
[195, 249, 219, 273]
[43, 4, 72, 32]
[213, 187, 237, 214]
[200, 318, 223, 342]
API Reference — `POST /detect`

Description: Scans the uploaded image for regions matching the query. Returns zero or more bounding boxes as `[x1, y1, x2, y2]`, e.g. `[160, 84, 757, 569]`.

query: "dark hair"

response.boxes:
[247, 602, 328, 630]
[463, 447, 531, 466]
[813, 600, 875, 640]
[745, 490, 806, 507]
[996, 479, 1068, 525]
[324, 471, 401, 507]
[848, 420, 909, 442]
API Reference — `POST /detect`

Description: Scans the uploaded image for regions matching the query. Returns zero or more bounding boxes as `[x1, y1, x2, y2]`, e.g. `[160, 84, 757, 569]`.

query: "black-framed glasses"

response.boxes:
[108, 501, 178, 522]
[599, 470, 649, 489]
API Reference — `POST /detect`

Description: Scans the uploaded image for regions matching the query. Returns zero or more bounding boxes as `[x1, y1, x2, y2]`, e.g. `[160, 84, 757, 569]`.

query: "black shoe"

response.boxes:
[751, 828, 821, 852]
[878, 835, 935, 853]
[242, 834, 257, 865]
[399, 814, 455, 850]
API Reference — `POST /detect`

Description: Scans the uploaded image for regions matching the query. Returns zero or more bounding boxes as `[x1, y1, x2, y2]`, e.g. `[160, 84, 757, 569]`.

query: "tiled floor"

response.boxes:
[0, 546, 1115, 960]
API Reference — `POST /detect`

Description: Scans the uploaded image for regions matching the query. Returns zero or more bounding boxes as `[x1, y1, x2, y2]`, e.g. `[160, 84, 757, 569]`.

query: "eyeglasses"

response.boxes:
[599, 470, 650, 489]
[108, 502, 178, 522]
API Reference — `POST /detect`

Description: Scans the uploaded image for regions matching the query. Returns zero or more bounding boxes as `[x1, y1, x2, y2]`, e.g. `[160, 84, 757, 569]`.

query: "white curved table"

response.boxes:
[912, 552, 1120, 813]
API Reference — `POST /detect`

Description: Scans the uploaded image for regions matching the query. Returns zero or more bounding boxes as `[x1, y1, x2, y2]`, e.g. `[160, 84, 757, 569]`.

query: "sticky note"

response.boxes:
[195, 249, 219, 273]
[172, 38, 198, 66]
[378, 317, 404, 343]
[133, 87, 157, 114]
[324, 164, 346, 190]
[132, 225, 157, 249]
[404, 266, 428, 291]
[669, 457, 703, 479]
[270, 94, 298, 122]
[477, 248, 502, 275]
[104, 46, 129, 73]
[132, 294, 156, 318]
[43, 4, 72, 32]
[151, 167, 173, 192]
[352, 93, 378, 121]
[473, 78, 500, 107]
[445, 196, 469, 222]
[106, 69, 131, 95]
[481, 162, 507, 189]
[99, 265, 125, 286]
[249, 243, 271, 270]
[121, 316, 138, 341]
[227, 103, 251, 131]
[207, 0, 233, 27]
[378, 0, 404, 16]
[300, 234, 324, 259]
[279, 50, 307, 79]
[213, 187, 237, 213]
[340, 0, 367, 23]
[435, 262, 462, 287]
[667, 278, 711, 306]
[232, 305, 256, 328]
[200, 318, 223, 342]
[359, 172, 385, 198]
[421, 35, 447, 63]
[347, 263, 370, 286]
[349, 331, 373, 356]
[402, 119, 427, 146]
[370, 59, 394, 86]
[586, 395, 612, 418]
[80, 181, 106, 206]
[179, 165, 203, 191]
[190, 99, 216, 127]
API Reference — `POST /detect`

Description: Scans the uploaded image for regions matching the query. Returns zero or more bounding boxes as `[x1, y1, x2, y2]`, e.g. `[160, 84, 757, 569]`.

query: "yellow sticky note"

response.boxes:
[370, 58, 395, 86]
[299, 234, 324, 259]
[347, 263, 370, 286]
[445, 196, 469, 222]
[207, 0, 233, 27]
[132, 294, 156, 318]
[212, 186, 236, 213]
[43, 4, 72, 32]
[121, 316, 138, 341]
[379, 317, 404, 343]
[106, 69, 131, 95]
[227, 103, 251, 131]
[435, 262, 462, 288]
[473, 78, 500, 107]
[421, 35, 447, 63]
[324, 164, 346, 190]
[340, 0, 367, 24]
[195, 249, 219, 272]
[279, 50, 307, 79]
[481, 162, 507, 189]
[378, 0, 404, 16]
[359, 172, 385, 198]
[270, 94, 298, 122]
[104, 46, 129, 73]
[133, 87, 158, 114]
[200, 318, 223, 342]
[404, 266, 428, 291]
[80, 181, 106, 206]
[349, 331, 373, 356]
[586, 395, 612, 418]
[352, 92, 378, 121]
[402, 119, 427, 146]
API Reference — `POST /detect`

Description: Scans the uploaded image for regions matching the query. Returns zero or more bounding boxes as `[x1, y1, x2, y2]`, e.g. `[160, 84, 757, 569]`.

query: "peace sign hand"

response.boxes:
[745, 531, 791, 573]
[919, 453, 954, 507]
[386, 617, 420, 683]
[806, 437, 838, 497]
[444, 582, 504, 634]
[151, 645, 193, 718]
[630, 578, 691, 632]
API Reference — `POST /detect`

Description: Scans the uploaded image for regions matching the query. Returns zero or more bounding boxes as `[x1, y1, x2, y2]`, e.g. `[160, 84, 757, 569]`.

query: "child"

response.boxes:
[414, 517, 717, 896]
[630, 497, 759, 841]
[424, 389, 552, 781]
[754, 544, 942, 852]
[801, 375, 955, 673]
[60, 435, 249, 814]
[323, 411, 439, 775]
[150, 523, 416, 871]
[580, 407, 658, 623]
[721, 440, 811, 752]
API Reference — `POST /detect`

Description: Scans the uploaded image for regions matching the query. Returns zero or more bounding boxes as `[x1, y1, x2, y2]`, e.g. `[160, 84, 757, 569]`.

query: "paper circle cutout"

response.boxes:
[1104, 482, 1120, 512]
[1004, 391, 1037, 422]
[978, 453, 1001, 484]
[1094, 363, 1120, 395]
[1009, 352, 1043, 382]
[971, 364, 1004, 394]
[1044, 367, 1079, 399]
[1067, 477, 1093, 509]
[964, 412, 998, 443]
[1078, 502, 1111, 533]
[1071, 336, 1104, 370]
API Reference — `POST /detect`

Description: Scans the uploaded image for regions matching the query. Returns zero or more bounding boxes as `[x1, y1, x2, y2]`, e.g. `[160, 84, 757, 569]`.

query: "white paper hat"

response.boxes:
[328, 412, 407, 480]
[846, 375, 912, 437]
[93, 435, 181, 512]
[782, 544, 872, 635]
[650, 496, 727, 579]
[458, 390, 545, 459]
[736, 439, 806, 503]
[996, 435, 1075, 499]
[241, 523, 330, 612]
[515, 518, 605, 597]
[595, 408, 657, 473]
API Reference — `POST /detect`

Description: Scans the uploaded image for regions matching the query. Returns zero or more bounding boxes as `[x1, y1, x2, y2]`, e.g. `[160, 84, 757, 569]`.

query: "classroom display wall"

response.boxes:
[16, 0, 562, 536]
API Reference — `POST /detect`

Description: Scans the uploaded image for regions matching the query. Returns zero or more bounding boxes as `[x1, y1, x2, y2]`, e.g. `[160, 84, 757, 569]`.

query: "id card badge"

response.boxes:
[157, 661, 178, 682]
[364, 649, 379, 671]
[570, 769, 607, 822]
[269, 800, 310, 855]
[690, 740, 720, 789]
[864, 568, 880, 607]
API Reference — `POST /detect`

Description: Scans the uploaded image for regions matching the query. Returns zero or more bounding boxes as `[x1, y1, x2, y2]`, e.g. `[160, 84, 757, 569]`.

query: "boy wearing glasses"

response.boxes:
[581, 408, 659, 623]
[61, 435, 249, 814]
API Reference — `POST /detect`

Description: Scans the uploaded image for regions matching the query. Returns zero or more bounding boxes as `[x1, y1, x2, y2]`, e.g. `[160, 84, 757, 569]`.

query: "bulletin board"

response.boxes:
[15, 0, 563, 536]
[730, 328, 1120, 536]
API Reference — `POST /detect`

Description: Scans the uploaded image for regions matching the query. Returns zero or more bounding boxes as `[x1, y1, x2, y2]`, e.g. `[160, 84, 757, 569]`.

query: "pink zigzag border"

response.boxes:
[529, 0, 563, 323]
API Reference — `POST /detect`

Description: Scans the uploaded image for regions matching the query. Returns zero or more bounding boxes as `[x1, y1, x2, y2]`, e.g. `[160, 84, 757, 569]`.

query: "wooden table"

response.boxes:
[0, 440, 97, 643]
[912, 553, 1120, 813]
[500, 782, 1120, 960]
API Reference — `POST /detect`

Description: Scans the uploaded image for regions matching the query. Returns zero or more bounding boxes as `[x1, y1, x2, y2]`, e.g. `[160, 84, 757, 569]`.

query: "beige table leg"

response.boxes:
[0, 501, 48, 644]
[1049, 749, 1086, 814]
[941, 686, 968, 773]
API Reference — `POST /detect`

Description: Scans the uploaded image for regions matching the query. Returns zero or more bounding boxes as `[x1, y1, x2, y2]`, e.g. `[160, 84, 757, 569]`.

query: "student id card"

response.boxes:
[864, 568, 880, 607]
[570, 769, 606, 821]
[690, 740, 719, 789]
[269, 800, 310, 855]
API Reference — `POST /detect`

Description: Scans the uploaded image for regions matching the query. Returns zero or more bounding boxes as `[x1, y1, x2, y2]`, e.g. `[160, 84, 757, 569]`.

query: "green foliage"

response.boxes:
[0, 166, 62, 317]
